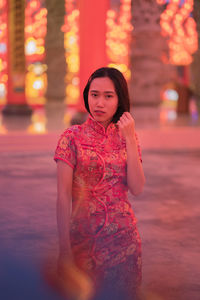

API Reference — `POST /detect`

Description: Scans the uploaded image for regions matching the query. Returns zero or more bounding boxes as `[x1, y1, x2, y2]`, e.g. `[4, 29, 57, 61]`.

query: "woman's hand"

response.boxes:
[117, 112, 136, 142]
[117, 112, 145, 196]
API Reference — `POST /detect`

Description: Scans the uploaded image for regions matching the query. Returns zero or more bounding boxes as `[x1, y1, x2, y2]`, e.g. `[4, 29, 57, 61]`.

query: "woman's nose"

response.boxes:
[96, 97, 104, 107]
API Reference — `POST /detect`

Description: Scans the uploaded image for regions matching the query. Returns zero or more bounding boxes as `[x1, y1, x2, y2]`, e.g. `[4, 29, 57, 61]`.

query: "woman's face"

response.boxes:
[88, 77, 118, 128]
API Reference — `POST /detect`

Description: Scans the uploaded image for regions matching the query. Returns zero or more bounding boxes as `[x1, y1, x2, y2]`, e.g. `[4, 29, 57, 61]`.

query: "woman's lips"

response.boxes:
[94, 110, 105, 116]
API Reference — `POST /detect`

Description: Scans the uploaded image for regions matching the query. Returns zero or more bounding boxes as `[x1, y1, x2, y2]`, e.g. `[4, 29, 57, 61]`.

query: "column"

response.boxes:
[3, 0, 31, 115]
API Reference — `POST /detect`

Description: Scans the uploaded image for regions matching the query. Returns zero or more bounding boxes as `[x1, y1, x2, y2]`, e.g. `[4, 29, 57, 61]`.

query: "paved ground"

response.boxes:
[0, 105, 200, 300]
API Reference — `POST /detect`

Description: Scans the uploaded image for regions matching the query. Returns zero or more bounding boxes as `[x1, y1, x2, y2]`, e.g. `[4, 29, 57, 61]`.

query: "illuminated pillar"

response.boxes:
[0, 0, 8, 110]
[79, 0, 109, 111]
[25, 0, 47, 108]
[3, 0, 31, 115]
[106, 0, 133, 81]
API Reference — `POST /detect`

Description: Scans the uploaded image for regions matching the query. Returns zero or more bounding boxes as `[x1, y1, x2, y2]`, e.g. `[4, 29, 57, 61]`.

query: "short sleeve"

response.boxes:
[135, 132, 142, 163]
[54, 129, 77, 169]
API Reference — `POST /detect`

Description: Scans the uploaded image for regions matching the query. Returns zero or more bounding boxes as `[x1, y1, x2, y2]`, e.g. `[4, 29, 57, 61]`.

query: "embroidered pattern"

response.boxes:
[54, 115, 142, 290]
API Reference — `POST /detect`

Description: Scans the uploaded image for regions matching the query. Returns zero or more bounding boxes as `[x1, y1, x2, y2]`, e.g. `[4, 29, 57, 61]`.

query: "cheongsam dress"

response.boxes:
[54, 114, 142, 300]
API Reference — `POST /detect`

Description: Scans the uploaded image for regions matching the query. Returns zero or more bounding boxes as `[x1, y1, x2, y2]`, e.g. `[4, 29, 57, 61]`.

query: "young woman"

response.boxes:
[54, 67, 145, 300]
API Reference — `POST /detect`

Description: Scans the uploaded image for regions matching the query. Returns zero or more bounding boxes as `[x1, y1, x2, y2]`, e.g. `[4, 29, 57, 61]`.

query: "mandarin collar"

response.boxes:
[87, 114, 116, 136]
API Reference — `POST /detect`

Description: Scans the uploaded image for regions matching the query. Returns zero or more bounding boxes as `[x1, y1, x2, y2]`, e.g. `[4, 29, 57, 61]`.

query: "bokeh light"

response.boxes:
[106, 0, 132, 81]
[25, 0, 47, 108]
[158, 0, 198, 65]
[0, 0, 8, 108]
[27, 106, 47, 134]
[62, 1, 80, 109]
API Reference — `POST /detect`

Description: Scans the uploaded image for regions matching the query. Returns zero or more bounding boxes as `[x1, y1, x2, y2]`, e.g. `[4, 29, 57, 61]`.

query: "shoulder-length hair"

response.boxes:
[83, 67, 130, 123]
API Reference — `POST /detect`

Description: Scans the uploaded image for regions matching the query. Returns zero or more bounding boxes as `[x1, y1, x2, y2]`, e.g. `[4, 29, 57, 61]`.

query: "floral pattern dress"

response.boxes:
[54, 115, 142, 299]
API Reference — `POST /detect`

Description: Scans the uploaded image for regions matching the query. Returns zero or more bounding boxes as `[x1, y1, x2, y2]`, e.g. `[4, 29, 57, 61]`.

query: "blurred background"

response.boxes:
[0, 0, 199, 131]
[0, 1, 200, 300]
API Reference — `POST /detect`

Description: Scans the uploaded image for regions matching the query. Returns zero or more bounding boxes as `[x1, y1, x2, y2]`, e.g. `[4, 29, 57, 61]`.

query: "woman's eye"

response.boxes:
[106, 94, 113, 98]
[91, 93, 98, 97]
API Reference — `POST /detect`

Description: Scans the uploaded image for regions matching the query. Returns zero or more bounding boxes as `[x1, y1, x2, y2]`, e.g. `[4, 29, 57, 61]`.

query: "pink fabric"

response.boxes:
[54, 115, 142, 290]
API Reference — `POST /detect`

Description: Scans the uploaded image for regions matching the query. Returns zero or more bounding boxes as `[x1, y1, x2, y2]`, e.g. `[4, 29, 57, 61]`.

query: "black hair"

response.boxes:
[83, 67, 130, 123]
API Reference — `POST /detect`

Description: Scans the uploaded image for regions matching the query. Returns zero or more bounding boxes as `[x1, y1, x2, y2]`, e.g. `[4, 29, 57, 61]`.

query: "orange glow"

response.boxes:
[27, 107, 47, 134]
[0, 112, 7, 134]
[30, 0, 39, 9]
[106, 0, 132, 80]
[158, 0, 198, 65]
[62, 1, 80, 107]
[0, 0, 7, 107]
[25, 0, 47, 107]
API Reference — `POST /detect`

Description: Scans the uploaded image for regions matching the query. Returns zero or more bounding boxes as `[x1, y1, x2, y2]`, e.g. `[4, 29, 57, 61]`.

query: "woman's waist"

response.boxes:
[70, 203, 137, 235]
[71, 194, 132, 216]
[72, 181, 128, 197]
[71, 203, 135, 218]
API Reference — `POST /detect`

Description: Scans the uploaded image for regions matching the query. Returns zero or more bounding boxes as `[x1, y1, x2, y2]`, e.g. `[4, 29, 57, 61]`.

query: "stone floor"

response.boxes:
[0, 104, 200, 300]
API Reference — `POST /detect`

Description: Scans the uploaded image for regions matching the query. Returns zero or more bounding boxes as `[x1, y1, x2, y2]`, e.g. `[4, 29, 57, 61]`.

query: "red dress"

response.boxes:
[54, 115, 142, 299]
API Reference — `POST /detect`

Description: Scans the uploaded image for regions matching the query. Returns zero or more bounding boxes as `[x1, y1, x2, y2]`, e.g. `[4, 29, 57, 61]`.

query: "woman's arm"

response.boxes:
[126, 136, 145, 196]
[56, 160, 73, 260]
[56, 160, 94, 299]
[117, 112, 145, 196]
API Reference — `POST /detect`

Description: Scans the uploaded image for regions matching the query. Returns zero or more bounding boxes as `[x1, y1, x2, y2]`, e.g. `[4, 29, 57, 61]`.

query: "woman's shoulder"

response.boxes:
[60, 124, 83, 137]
